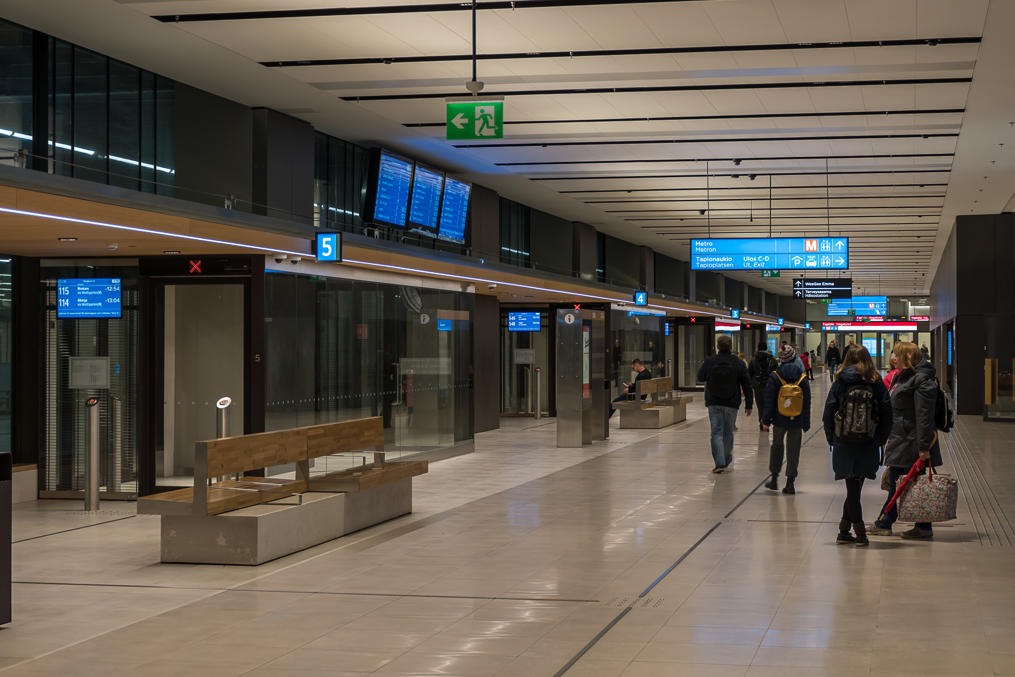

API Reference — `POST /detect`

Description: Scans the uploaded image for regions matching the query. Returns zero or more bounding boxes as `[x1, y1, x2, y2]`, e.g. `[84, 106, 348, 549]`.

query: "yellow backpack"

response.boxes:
[776, 374, 807, 418]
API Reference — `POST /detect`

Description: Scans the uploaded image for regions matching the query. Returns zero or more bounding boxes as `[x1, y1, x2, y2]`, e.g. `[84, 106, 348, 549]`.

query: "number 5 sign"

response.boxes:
[315, 232, 342, 262]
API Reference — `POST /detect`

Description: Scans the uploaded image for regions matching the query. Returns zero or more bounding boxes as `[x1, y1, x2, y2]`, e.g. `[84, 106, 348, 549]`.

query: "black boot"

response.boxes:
[853, 521, 869, 547]
[764, 475, 778, 491]
[782, 477, 796, 495]
[836, 518, 855, 544]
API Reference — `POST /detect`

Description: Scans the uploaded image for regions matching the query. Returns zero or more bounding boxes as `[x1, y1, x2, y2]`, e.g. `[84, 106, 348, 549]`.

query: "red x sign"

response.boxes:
[188, 259, 202, 274]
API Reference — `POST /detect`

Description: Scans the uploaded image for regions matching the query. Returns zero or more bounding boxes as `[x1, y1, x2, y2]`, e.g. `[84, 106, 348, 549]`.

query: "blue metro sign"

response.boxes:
[691, 237, 849, 271]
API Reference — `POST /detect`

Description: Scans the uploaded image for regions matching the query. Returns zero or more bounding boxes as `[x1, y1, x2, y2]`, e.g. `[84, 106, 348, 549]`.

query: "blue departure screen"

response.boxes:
[57, 278, 121, 318]
[690, 237, 849, 271]
[437, 178, 470, 243]
[827, 296, 888, 317]
[372, 152, 412, 227]
[408, 166, 443, 234]
[508, 312, 541, 332]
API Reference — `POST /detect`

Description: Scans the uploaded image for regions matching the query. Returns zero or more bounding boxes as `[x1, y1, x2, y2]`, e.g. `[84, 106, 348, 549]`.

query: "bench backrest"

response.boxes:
[636, 376, 673, 396]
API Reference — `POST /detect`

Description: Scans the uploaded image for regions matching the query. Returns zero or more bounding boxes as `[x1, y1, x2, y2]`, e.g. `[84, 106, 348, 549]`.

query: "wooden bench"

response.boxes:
[138, 417, 428, 564]
[616, 377, 694, 429]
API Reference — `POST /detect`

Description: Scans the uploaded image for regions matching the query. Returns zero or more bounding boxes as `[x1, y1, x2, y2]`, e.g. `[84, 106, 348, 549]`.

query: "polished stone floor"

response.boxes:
[2, 380, 1014, 676]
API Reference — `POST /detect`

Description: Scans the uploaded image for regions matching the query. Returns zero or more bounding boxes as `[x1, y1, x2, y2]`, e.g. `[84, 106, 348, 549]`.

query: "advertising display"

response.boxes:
[57, 278, 122, 319]
[715, 320, 741, 332]
[821, 321, 918, 331]
[691, 237, 848, 271]
[371, 151, 412, 227]
[827, 296, 888, 317]
[437, 178, 470, 243]
[407, 165, 444, 235]
[507, 312, 541, 332]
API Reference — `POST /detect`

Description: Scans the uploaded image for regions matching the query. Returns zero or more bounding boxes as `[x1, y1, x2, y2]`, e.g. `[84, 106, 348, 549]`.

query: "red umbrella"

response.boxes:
[879, 459, 926, 519]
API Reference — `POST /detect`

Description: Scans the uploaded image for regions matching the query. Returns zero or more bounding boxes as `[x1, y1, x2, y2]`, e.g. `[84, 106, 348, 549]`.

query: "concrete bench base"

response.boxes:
[619, 406, 675, 429]
[159, 479, 411, 565]
[12, 465, 37, 504]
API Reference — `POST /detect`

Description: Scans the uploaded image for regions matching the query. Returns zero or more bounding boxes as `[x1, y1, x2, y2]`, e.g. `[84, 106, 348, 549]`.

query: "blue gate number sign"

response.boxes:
[691, 237, 849, 271]
[316, 232, 342, 261]
[634, 291, 647, 306]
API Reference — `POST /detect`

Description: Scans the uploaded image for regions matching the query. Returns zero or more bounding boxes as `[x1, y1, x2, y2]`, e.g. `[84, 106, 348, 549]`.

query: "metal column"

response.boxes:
[84, 398, 100, 511]
[556, 309, 584, 447]
[585, 309, 607, 442]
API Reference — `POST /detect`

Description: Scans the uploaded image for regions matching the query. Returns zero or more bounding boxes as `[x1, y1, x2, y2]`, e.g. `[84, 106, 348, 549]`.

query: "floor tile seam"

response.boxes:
[952, 419, 1015, 543]
[11, 514, 139, 544]
[945, 429, 1002, 546]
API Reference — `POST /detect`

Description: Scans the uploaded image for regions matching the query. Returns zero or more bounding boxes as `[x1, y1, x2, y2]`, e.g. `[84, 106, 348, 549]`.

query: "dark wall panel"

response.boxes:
[530, 209, 573, 276]
[173, 83, 252, 210]
[252, 108, 314, 227]
[603, 235, 641, 288]
[748, 285, 763, 313]
[724, 277, 741, 309]
[654, 253, 687, 298]
[472, 295, 500, 432]
[696, 271, 721, 304]
[765, 291, 779, 315]
[573, 222, 597, 282]
[780, 297, 805, 323]
[470, 184, 500, 262]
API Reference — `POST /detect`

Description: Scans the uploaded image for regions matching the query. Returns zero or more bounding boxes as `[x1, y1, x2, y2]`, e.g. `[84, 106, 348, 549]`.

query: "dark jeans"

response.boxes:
[609, 392, 639, 416]
[876, 466, 932, 530]
[842, 477, 865, 523]
[827, 362, 838, 382]
[769, 426, 802, 478]
[752, 385, 766, 427]
[806, 367, 814, 380]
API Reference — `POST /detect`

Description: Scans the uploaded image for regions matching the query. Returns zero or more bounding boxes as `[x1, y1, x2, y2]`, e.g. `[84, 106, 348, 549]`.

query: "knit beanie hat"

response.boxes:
[778, 345, 797, 363]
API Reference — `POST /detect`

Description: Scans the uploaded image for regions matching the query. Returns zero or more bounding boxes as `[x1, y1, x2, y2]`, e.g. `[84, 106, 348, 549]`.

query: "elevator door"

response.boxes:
[156, 283, 244, 486]
[501, 312, 550, 416]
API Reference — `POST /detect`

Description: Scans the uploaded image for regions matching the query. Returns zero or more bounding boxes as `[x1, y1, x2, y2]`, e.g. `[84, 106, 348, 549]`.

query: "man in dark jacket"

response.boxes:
[748, 343, 778, 433]
[762, 346, 811, 494]
[697, 334, 753, 473]
[609, 358, 652, 417]
[825, 341, 842, 382]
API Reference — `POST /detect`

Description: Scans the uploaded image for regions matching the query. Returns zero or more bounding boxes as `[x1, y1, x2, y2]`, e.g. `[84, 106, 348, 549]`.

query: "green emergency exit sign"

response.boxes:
[761, 270, 780, 278]
[446, 100, 504, 140]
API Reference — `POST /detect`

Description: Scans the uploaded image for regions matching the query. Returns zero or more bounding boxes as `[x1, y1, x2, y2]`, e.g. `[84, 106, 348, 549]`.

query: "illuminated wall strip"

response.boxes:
[0, 206, 307, 257]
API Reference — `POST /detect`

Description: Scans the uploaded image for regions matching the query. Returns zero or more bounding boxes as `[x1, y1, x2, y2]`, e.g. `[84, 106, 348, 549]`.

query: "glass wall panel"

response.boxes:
[678, 324, 706, 388]
[0, 257, 11, 452]
[499, 199, 530, 267]
[73, 46, 108, 184]
[611, 309, 664, 396]
[314, 132, 368, 233]
[108, 60, 140, 190]
[264, 272, 473, 469]
[0, 20, 33, 168]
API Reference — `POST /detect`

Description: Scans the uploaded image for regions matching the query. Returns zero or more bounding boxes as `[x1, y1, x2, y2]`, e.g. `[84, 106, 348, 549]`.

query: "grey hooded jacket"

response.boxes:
[882, 357, 943, 468]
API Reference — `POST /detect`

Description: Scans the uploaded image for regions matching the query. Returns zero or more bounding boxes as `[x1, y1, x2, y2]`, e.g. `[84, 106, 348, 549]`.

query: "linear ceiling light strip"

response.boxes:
[341, 76, 971, 102]
[406, 107, 966, 127]
[586, 194, 946, 203]
[0, 206, 308, 257]
[562, 183, 950, 193]
[533, 169, 952, 180]
[457, 132, 958, 149]
[497, 153, 955, 166]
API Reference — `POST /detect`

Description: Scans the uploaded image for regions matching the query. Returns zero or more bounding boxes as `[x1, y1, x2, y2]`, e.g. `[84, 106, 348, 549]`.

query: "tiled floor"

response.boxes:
[2, 380, 1014, 676]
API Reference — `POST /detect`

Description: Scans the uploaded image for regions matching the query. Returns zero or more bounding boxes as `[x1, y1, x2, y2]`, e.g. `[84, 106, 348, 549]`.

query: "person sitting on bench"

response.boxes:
[610, 358, 652, 417]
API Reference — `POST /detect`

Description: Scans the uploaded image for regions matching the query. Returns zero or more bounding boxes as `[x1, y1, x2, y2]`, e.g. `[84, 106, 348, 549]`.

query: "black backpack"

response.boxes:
[709, 355, 739, 401]
[834, 382, 878, 443]
[750, 354, 777, 389]
[934, 378, 954, 432]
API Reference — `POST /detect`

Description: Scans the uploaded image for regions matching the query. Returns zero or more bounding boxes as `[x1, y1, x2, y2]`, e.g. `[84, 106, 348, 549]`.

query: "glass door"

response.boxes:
[500, 310, 550, 416]
[678, 324, 706, 388]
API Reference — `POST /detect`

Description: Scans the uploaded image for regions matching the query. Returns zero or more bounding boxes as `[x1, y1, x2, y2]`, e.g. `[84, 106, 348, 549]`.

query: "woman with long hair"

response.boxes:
[822, 346, 892, 546]
[870, 341, 943, 539]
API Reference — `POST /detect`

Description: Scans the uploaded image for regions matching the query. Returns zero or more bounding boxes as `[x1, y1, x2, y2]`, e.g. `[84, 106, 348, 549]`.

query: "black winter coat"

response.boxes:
[697, 351, 754, 410]
[883, 358, 943, 468]
[823, 366, 893, 480]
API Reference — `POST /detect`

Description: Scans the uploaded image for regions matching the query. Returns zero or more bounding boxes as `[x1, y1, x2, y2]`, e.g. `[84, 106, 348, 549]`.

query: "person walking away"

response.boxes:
[825, 341, 842, 383]
[609, 358, 652, 417]
[823, 346, 892, 546]
[870, 342, 943, 539]
[697, 334, 753, 473]
[748, 343, 778, 432]
[921, 344, 930, 361]
[800, 350, 813, 380]
[883, 344, 901, 390]
[762, 346, 810, 494]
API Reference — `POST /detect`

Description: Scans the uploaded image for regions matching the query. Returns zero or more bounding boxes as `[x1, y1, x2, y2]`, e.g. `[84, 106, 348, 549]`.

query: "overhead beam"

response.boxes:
[496, 153, 955, 166]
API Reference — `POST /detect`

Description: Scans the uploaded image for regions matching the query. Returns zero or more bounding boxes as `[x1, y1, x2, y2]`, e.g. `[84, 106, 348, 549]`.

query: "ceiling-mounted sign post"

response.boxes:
[446, 100, 504, 140]
[691, 237, 849, 271]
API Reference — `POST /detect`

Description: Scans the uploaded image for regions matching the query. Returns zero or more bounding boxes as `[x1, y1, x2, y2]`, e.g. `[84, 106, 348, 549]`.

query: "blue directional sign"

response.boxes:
[437, 319, 452, 332]
[634, 291, 647, 306]
[778, 317, 784, 326]
[690, 237, 849, 271]
[315, 232, 341, 261]
[731, 309, 740, 319]
[827, 295, 887, 317]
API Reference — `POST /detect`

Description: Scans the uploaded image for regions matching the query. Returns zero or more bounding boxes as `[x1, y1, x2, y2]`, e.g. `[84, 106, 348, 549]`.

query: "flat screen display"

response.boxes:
[437, 178, 470, 244]
[508, 312, 540, 332]
[57, 278, 121, 318]
[371, 152, 412, 227]
[827, 296, 888, 317]
[862, 337, 879, 356]
[437, 319, 452, 332]
[690, 237, 849, 271]
[408, 165, 443, 235]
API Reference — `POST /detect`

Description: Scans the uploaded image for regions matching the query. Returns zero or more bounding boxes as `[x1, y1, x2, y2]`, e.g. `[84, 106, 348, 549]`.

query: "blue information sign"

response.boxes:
[408, 166, 443, 234]
[827, 296, 888, 317]
[778, 317, 784, 326]
[372, 152, 412, 227]
[634, 291, 647, 306]
[437, 178, 470, 244]
[507, 312, 541, 332]
[315, 232, 341, 261]
[57, 278, 121, 318]
[731, 309, 740, 319]
[437, 318, 453, 332]
[690, 237, 849, 271]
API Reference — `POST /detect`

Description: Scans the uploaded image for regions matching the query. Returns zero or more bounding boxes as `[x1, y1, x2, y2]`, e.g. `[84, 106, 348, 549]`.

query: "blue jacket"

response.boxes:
[762, 362, 811, 429]
[823, 365, 893, 479]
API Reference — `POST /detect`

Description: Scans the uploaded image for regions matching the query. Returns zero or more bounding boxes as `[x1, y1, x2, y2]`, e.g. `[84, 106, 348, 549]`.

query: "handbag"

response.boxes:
[897, 464, 958, 523]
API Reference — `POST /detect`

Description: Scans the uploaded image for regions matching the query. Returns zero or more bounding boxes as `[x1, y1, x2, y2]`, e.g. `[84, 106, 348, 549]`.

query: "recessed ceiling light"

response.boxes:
[163, 250, 181, 254]
[58, 237, 77, 242]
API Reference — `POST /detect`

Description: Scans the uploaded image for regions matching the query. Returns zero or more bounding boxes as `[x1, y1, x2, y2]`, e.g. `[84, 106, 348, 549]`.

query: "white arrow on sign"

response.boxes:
[451, 113, 468, 129]
[835, 256, 845, 266]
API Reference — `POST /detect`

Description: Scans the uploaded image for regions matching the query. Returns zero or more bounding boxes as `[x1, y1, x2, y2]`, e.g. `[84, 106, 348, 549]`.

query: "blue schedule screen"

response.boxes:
[437, 178, 470, 243]
[508, 312, 541, 332]
[57, 278, 121, 318]
[408, 166, 443, 234]
[690, 237, 849, 271]
[437, 319, 452, 332]
[827, 296, 888, 317]
[372, 152, 412, 227]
